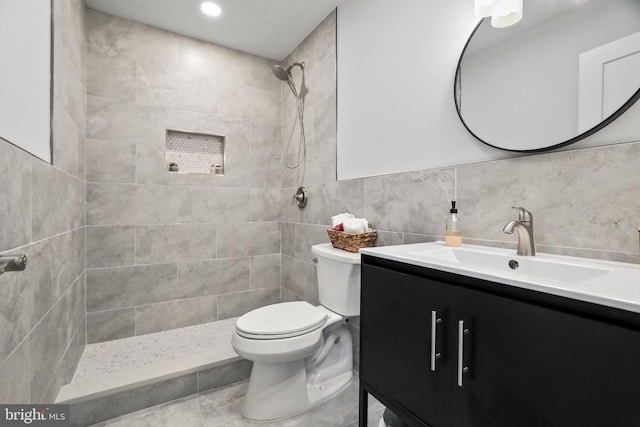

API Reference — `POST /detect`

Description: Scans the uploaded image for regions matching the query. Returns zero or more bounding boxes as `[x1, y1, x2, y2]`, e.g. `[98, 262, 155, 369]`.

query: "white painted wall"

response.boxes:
[336, 0, 640, 179]
[336, 0, 507, 180]
[0, 0, 51, 162]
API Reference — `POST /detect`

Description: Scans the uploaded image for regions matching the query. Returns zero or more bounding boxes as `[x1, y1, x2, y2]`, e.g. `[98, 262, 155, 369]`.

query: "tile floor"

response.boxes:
[89, 377, 384, 427]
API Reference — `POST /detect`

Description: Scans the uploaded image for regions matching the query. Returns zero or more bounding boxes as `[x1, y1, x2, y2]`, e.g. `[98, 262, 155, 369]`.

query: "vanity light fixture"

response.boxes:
[474, 0, 523, 28]
[200, 1, 222, 17]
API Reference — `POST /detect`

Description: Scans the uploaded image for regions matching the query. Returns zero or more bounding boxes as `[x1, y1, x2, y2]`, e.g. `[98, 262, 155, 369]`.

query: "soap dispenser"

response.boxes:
[445, 201, 462, 247]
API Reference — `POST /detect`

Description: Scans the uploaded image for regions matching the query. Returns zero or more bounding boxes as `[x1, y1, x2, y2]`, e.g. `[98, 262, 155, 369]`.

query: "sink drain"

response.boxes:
[508, 259, 519, 270]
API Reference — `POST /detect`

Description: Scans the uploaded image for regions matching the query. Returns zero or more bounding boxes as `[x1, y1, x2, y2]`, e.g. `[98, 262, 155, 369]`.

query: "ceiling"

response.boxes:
[85, 0, 343, 61]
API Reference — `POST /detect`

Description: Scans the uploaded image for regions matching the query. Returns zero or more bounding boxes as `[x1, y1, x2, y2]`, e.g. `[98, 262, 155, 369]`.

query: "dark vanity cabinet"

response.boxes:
[359, 256, 640, 427]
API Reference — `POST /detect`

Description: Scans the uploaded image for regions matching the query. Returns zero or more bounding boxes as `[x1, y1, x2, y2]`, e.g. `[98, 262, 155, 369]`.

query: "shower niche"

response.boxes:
[166, 129, 225, 175]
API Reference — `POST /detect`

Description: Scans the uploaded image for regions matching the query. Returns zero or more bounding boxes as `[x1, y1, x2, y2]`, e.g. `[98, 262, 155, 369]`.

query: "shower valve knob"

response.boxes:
[294, 187, 307, 208]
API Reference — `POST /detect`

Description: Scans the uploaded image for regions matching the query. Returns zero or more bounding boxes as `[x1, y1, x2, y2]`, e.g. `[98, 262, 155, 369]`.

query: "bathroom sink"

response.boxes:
[360, 241, 640, 314]
[405, 245, 610, 284]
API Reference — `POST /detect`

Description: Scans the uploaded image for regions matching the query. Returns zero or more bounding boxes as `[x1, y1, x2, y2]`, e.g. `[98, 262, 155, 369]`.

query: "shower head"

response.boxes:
[273, 64, 291, 82]
[272, 62, 305, 97]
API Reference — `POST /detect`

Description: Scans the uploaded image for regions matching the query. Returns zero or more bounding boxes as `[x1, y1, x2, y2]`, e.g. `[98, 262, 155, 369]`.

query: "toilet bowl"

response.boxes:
[231, 243, 361, 421]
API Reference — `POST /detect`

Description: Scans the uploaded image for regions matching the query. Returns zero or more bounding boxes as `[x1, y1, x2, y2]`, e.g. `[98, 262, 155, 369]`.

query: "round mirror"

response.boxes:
[455, 0, 640, 152]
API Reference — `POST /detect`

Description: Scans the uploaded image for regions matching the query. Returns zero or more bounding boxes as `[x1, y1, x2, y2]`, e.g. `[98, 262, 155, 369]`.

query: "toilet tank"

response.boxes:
[311, 243, 361, 316]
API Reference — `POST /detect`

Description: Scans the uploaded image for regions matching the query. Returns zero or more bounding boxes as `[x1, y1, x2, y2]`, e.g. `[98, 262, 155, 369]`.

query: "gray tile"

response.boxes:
[177, 35, 278, 91]
[306, 13, 337, 109]
[218, 82, 280, 124]
[40, 322, 85, 403]
[69, 373, 198, 427]
[222, 154, 281, 189]
[198, 360, 252, 392]
[86, 96, 168, 143]
[52, 98, 84, 179]
[0, 241, 52, 363]
[32, 158, 85, 240]
[295, 223, 331, 262]
[46, 230, 81, 300]
[281, 188, 304, 223]
[250, 121, 281, 157]
[250, 188, 281, 222]
[178, 258, 250, 299]
[86, 139, 136, 184]
[0, 337, 31, 404]
[403, 233, 438, 244]
[87, 9, 180, 69]
[197, 382, 248, 427]
[311, 94, 337, 145]
[364, 167, 455, 234]
[178, 187, 250, 224]
[75, 226, 86, 280]
[220, 119, 252, 156]
[0, 139, 32, 250]
[89, 395, 204, 427]
[30, 277, 84, 402]
[349, 323, 360, 373]
[457, 143, 640, 254]
[282, 255, 318, 304]
[306, 138, 337, 185]
[86, 226, 135, 268]
[87, 50, 137, 101]
[137, 64, 221, 115]
[250, 254, 281, 289]
[135, 296, 218, 335]
[135, 143, 173, 185]
[53, 0, 86, 88]
[309, 179, 365, 226]
[374, 231, 404, 247]
[198, 378, 359, 427]
[135, 224, 217, 264]
[86, 183, 177, 226]
[282, 287, 303, 303]
[53, 49, 86, 134]
[282, 222, 296, 258]
[217, 222, 280, 258]
[217, 288, 281, 319]
[86, 264, 177, 312]
[87, 308, 136, 343]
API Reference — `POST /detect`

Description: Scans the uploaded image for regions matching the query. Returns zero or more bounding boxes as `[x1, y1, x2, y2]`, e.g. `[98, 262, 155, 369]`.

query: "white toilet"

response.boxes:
[231, 243, 361, 421]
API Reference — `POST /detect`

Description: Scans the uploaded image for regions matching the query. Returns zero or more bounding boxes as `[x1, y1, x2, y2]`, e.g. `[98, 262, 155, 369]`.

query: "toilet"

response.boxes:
[231, 243, 361, 421]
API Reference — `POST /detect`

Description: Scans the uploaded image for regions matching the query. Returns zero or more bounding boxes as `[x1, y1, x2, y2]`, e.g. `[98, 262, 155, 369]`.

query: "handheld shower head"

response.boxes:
[272, 62, 305, 97]
[272, 64, 291, 82]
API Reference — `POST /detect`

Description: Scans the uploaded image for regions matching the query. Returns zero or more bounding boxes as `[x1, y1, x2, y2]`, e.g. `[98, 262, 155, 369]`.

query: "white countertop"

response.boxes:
[361, 241, 640, 315]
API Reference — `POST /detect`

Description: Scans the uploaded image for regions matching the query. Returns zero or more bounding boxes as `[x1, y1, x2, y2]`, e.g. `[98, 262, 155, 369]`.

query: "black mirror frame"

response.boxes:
[454, 18, 640, 153]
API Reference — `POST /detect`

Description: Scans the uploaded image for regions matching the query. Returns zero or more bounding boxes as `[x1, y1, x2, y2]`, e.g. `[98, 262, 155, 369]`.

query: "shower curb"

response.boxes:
[61, 357, 251, 426]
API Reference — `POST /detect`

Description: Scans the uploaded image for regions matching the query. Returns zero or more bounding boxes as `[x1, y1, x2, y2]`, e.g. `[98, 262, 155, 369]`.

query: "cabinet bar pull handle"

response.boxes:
[457, 320, 470, 387]
[430, 311, 442, 371]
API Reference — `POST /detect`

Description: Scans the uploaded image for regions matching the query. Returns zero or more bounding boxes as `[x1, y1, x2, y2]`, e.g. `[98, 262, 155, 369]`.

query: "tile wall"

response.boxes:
[279, 10, 640, 369]
[84, 10, 282, 343]
[0, 0, 87, 403]
[85, 5, 640, 350]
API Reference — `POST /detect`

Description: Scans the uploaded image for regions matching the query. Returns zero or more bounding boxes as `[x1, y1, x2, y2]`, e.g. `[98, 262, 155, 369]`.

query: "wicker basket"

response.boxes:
[327, 228, 377, 253]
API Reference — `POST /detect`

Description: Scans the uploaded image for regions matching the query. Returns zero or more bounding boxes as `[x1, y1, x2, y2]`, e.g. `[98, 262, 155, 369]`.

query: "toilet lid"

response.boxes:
[236, 301, 327, 339]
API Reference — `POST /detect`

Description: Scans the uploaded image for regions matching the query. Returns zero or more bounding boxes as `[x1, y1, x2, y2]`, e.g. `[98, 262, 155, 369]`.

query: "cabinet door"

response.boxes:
[453, 286, 640, 427]
[361, 265, 453, 426]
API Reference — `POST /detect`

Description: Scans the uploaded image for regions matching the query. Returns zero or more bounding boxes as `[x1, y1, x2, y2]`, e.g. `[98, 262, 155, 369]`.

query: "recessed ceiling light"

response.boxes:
[200, 2, 222, 17]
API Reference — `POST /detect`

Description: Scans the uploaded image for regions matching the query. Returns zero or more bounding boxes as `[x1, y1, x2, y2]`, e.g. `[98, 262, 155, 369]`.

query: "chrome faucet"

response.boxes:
[502, 207, 536, 256]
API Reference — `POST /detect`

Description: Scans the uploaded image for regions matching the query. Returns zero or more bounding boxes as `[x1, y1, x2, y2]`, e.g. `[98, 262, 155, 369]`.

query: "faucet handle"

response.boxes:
[512, 206, 533, 222]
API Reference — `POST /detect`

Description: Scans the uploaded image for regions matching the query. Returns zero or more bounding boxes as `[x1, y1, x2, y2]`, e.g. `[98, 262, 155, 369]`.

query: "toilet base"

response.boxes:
[241, 325, 353, 421]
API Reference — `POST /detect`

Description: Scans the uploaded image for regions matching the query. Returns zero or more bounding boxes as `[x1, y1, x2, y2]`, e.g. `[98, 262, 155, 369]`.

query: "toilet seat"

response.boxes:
[236, 301, 327, 340]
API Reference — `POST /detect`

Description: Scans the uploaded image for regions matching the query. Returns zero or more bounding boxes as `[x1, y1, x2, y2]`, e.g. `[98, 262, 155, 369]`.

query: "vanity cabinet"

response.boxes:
[360, 257, 640, 427]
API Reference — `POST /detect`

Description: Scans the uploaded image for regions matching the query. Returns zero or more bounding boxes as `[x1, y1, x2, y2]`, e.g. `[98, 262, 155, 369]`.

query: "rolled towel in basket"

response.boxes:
[331, 213, 355, 227]
[343, 218, 369, 234]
